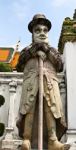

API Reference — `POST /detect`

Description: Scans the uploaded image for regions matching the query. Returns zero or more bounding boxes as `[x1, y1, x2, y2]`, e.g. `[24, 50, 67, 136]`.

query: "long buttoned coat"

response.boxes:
[16, 45, 67, 140]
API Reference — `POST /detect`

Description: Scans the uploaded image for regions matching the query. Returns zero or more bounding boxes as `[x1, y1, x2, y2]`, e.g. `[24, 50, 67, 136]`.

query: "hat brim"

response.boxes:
[28, 18, 52, 33]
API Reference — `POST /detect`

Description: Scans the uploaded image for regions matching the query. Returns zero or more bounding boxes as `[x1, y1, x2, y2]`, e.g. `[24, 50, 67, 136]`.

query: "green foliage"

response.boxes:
[0, 62, 12, 72]
[0, 123, 5, 136]
[73, 27, 76, 33]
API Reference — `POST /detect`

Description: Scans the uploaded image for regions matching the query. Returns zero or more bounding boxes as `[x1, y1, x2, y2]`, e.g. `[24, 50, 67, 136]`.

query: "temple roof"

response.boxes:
[0, 47, 20, 69]
[0, 47, 14, 62]
[58, 9, 76, 54]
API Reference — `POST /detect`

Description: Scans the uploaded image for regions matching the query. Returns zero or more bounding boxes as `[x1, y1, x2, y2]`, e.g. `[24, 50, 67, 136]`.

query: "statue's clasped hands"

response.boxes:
[37, 50, 46, 61]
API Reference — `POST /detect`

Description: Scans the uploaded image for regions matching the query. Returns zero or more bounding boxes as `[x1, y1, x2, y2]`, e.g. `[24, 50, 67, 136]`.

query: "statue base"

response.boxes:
[66, 129, 76, 150]
[2, 139, 22, 150]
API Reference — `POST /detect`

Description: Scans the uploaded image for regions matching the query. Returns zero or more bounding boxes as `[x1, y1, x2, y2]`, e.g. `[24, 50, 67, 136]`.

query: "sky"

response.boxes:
[0, 0, 76, 51]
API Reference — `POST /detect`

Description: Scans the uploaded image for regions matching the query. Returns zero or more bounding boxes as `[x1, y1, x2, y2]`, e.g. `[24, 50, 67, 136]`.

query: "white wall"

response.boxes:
[64, 42, 76, 129]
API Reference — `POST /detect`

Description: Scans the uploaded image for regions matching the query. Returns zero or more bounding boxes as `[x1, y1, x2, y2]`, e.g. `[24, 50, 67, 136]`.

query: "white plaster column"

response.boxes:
[8, 80, 17, 128]
[2, 79, 17, 150]
[64, 42, 76, 145]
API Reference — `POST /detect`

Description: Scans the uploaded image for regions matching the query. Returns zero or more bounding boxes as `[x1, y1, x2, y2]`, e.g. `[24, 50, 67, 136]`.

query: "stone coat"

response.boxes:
[17, 45, 66, 139]
[19, 57, 63, 118]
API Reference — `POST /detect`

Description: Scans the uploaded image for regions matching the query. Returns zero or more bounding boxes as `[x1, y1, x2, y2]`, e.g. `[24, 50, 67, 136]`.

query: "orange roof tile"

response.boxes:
[0, 50, 10, 61]
[0, 48, 14, 62]
[0, 47, 20, 69]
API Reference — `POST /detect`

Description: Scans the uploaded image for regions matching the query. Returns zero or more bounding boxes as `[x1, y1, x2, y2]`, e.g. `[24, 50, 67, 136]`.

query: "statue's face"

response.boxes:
[32, 24, 49, 43]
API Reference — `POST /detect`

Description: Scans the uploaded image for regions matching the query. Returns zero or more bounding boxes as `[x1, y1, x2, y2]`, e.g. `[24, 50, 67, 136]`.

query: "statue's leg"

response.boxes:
[44, 76, 70, 150]
[44, 100, 70, 150]
[21, 102, 36, 150]
[45, 108, 64, 150]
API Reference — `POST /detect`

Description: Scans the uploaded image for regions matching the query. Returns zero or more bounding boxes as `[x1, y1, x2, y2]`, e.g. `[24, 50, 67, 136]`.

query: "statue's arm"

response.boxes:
[47, 47, 63, 72]
[16, 44, 39, 72]
[16, 47, 31, 72]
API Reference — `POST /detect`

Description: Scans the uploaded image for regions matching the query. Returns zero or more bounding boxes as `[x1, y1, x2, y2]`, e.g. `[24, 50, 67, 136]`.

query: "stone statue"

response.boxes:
[16, 14, 70, 150]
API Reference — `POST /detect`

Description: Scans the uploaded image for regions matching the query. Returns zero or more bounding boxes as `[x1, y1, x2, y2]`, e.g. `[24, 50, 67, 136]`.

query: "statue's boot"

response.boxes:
[21, 110, 35, 150]
[64, 143, 71, 150]
[21, 140, 31, 150]
[45, 109, 70, 150]
[48, 139, 71, 150]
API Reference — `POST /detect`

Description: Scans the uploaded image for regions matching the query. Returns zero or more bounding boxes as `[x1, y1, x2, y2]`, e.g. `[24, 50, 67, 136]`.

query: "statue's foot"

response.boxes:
[48, 140, 71, 150]
[48, 140, 64, 150]
[21, 140, 31, 150]
[64, 143, 71, 150]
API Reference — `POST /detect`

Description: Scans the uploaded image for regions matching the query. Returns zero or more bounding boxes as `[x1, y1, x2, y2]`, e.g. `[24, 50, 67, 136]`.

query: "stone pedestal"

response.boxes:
[64, 42, 76, 146]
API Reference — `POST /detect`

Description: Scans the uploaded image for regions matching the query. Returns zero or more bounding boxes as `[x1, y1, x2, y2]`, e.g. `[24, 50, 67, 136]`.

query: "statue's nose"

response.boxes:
[40, 31, 45, 37]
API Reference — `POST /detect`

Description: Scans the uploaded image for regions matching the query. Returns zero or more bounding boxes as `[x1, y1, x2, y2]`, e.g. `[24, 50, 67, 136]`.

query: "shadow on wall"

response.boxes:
[0, 95, 5, 136]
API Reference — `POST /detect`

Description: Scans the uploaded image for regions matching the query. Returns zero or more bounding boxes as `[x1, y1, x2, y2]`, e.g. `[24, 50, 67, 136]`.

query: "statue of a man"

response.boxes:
[16, 14, 69, 150]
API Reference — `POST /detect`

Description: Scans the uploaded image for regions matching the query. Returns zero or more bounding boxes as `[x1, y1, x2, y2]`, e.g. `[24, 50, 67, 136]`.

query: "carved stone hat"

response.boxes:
[28, 14, 52, 33]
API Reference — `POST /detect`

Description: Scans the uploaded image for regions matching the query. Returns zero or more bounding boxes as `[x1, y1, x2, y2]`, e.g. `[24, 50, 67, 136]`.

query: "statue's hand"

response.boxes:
[37, 51, 46, 61]
[29, 43, 50, 57]
[35, 43, 50, 53]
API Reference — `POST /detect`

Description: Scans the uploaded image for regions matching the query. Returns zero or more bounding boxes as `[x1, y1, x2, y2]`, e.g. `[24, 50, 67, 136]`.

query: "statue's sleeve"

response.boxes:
[16, 47, 31, 72]
[47, 47, 63, 72]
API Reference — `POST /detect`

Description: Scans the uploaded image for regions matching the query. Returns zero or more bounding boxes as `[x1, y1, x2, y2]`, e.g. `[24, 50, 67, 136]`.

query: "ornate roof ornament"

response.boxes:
[58, 9, 76, 53]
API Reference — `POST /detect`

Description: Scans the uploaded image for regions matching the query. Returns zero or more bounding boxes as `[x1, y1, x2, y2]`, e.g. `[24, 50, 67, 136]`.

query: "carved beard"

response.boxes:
[31, 42, 50, 53]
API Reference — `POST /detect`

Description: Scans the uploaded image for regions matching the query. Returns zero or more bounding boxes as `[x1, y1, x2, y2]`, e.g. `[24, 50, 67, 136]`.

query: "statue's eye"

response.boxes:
[35, 28, 40, 34]
[44, 28, 48, 33]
